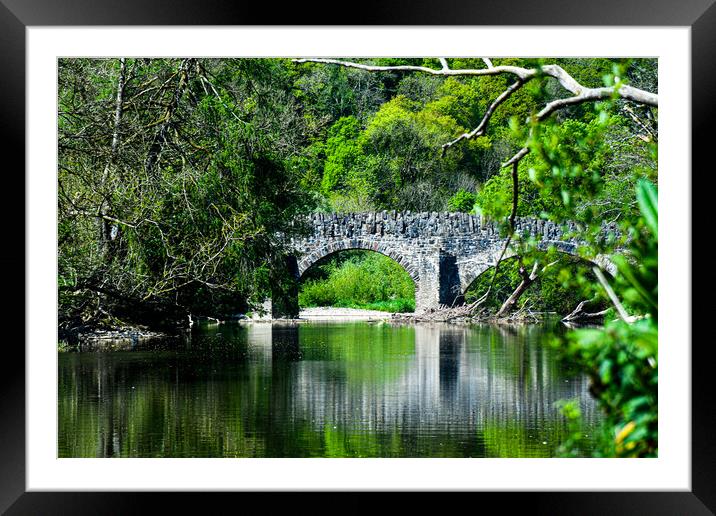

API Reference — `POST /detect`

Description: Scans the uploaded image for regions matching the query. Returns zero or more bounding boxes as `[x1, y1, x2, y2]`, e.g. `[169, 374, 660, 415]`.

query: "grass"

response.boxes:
[299, 251, 416, 313]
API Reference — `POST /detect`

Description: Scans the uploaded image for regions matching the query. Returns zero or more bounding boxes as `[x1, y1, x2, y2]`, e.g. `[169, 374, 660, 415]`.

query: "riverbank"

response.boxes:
[297, 306, 392, 321]
[59, 308, 393, 349]
[58, 327, 183, 351]
[59, 306, 587, 351]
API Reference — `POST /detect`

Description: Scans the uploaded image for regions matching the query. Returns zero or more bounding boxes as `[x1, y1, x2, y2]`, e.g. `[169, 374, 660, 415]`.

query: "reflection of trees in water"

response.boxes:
[278, 324, 599, 457]
[58, 322, 601, 458]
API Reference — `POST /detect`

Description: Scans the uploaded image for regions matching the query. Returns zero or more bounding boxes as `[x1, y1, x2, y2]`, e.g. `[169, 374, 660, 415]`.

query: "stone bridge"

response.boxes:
[266, 211, 617, 317]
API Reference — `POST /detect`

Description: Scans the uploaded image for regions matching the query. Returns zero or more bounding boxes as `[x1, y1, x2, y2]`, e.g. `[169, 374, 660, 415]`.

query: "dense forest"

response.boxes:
[58, 57, 658, 458]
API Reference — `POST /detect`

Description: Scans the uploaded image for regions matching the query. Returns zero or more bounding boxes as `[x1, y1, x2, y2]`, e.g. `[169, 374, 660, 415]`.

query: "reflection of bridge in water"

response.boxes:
[245, 323, 601, 455]
[58, 322, 604, 458]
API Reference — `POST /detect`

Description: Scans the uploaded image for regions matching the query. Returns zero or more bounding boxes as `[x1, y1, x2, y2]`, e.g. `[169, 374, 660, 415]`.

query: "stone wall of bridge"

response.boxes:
[265, 212, 617, 317]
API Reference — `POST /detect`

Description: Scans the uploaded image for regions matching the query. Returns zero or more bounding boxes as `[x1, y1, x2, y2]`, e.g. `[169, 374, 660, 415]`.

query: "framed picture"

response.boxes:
[3, 0, 711, 512]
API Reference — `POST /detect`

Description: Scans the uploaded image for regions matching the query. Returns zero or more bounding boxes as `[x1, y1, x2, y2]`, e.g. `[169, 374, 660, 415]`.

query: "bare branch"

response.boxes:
[503, 82, 658, 167]
[593, 266, 631, 322]
[67, 209, 136, 228]
[292, 58, 657, 105]
[468, 161, 521, 311]
[441, 79, 524, 155]
[622, 104, 657, 142]
[293, 58, 658, 166]
[562, 299, 609, 323]
[503, 147, 530, 168]
[495, 260, 539, 318]
[292, 57, 534, 80]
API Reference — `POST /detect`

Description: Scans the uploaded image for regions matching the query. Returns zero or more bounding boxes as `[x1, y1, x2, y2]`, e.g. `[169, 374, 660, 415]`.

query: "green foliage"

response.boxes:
[447, 189, 477, 212]
[58, 58, 316, 330]
[554, 399, 613, 457]
[294, 58, 656, 220]
[612, 179, 658, 317]
[556, 180, 658, 457]
[58, 56, 660, 460]
[293, 62, 386, 122]
[58, 57, 658, 327]
[321, 116, 364, 193]
[318, 95, 471, 211]
[475, 112, 654, 229]
[299, 251, 415, 312]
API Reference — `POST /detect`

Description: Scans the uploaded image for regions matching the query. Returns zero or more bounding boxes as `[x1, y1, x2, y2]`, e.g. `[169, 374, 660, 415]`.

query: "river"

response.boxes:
[58, 320, 602, 458]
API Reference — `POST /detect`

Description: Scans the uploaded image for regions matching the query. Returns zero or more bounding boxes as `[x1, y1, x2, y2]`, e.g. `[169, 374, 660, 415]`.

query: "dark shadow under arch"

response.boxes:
[459, 246, 615, 300]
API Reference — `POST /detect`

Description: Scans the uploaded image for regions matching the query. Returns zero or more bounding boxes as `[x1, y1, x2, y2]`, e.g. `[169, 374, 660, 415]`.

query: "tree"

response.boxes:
[557, 180, 658, 457]
[58, 58, 316, 332]
[447, 189, 476, 212]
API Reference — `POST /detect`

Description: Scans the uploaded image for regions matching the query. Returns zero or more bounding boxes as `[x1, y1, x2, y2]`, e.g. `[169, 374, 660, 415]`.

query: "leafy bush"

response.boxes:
[299, 251, 415, 312]
[556, 179, 658, 457]
[447, 189, 477, 213]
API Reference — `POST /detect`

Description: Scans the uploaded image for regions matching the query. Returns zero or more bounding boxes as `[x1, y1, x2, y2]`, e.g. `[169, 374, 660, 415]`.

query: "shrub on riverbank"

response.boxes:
[299, 251, 415, 312]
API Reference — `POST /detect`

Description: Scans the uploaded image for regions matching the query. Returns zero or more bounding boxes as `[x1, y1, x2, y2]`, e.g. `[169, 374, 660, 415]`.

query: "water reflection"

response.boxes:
[58, 321, 601, 458]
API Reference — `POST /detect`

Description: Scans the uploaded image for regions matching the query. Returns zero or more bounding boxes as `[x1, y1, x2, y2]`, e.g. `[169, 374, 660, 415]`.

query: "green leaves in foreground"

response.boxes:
[562, 318, 658, 457]
[636, 178, 658, 236]
[611, 179, 658, 318]
[557, 180, 658, 457]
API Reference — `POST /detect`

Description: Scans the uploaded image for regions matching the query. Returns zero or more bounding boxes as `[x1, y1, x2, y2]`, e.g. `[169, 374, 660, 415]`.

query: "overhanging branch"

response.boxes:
[293, 57, 658, 169]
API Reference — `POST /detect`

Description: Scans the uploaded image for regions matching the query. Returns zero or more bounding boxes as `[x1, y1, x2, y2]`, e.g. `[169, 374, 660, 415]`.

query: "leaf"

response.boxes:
[572, 328, 604, 348]
[561, 189, 571, 205]
[615, 421, 636, 444]
[636, 179, 658, 236]
[611, 255, 657, 310]
[599, 359, 613, 384]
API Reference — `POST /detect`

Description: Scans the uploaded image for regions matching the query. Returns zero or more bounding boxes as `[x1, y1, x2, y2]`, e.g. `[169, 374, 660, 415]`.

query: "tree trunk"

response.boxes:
[144, 58, 194, 175]
[496, 261, 538, 318]
[561, 300, 608, 323]
[99, 57, 127, 259]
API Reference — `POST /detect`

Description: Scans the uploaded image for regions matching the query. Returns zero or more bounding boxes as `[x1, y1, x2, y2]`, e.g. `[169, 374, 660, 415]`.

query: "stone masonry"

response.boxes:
[271, 211, 617, 316]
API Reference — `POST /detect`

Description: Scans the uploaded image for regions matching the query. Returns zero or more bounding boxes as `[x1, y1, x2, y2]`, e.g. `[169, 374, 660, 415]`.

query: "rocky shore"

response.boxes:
[58, 326, 181, 351]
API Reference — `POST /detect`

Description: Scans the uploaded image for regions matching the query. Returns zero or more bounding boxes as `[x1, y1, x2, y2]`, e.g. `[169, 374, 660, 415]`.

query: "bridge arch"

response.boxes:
[458, 246, 616, 300]
[296, 238, 421, 285]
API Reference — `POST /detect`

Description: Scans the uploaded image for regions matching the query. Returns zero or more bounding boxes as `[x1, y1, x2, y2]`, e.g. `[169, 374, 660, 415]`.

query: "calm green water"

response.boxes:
[58, 321, 602, 458]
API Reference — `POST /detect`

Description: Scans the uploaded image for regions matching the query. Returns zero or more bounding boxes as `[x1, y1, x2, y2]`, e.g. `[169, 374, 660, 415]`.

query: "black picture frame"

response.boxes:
[1, 1, 711, 512]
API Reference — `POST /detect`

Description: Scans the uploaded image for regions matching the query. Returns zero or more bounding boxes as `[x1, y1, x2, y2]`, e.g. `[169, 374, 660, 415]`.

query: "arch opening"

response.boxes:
[297, 248, 417, 313]
[297, 238, 421, 284]
[461, 250, 609, 317]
